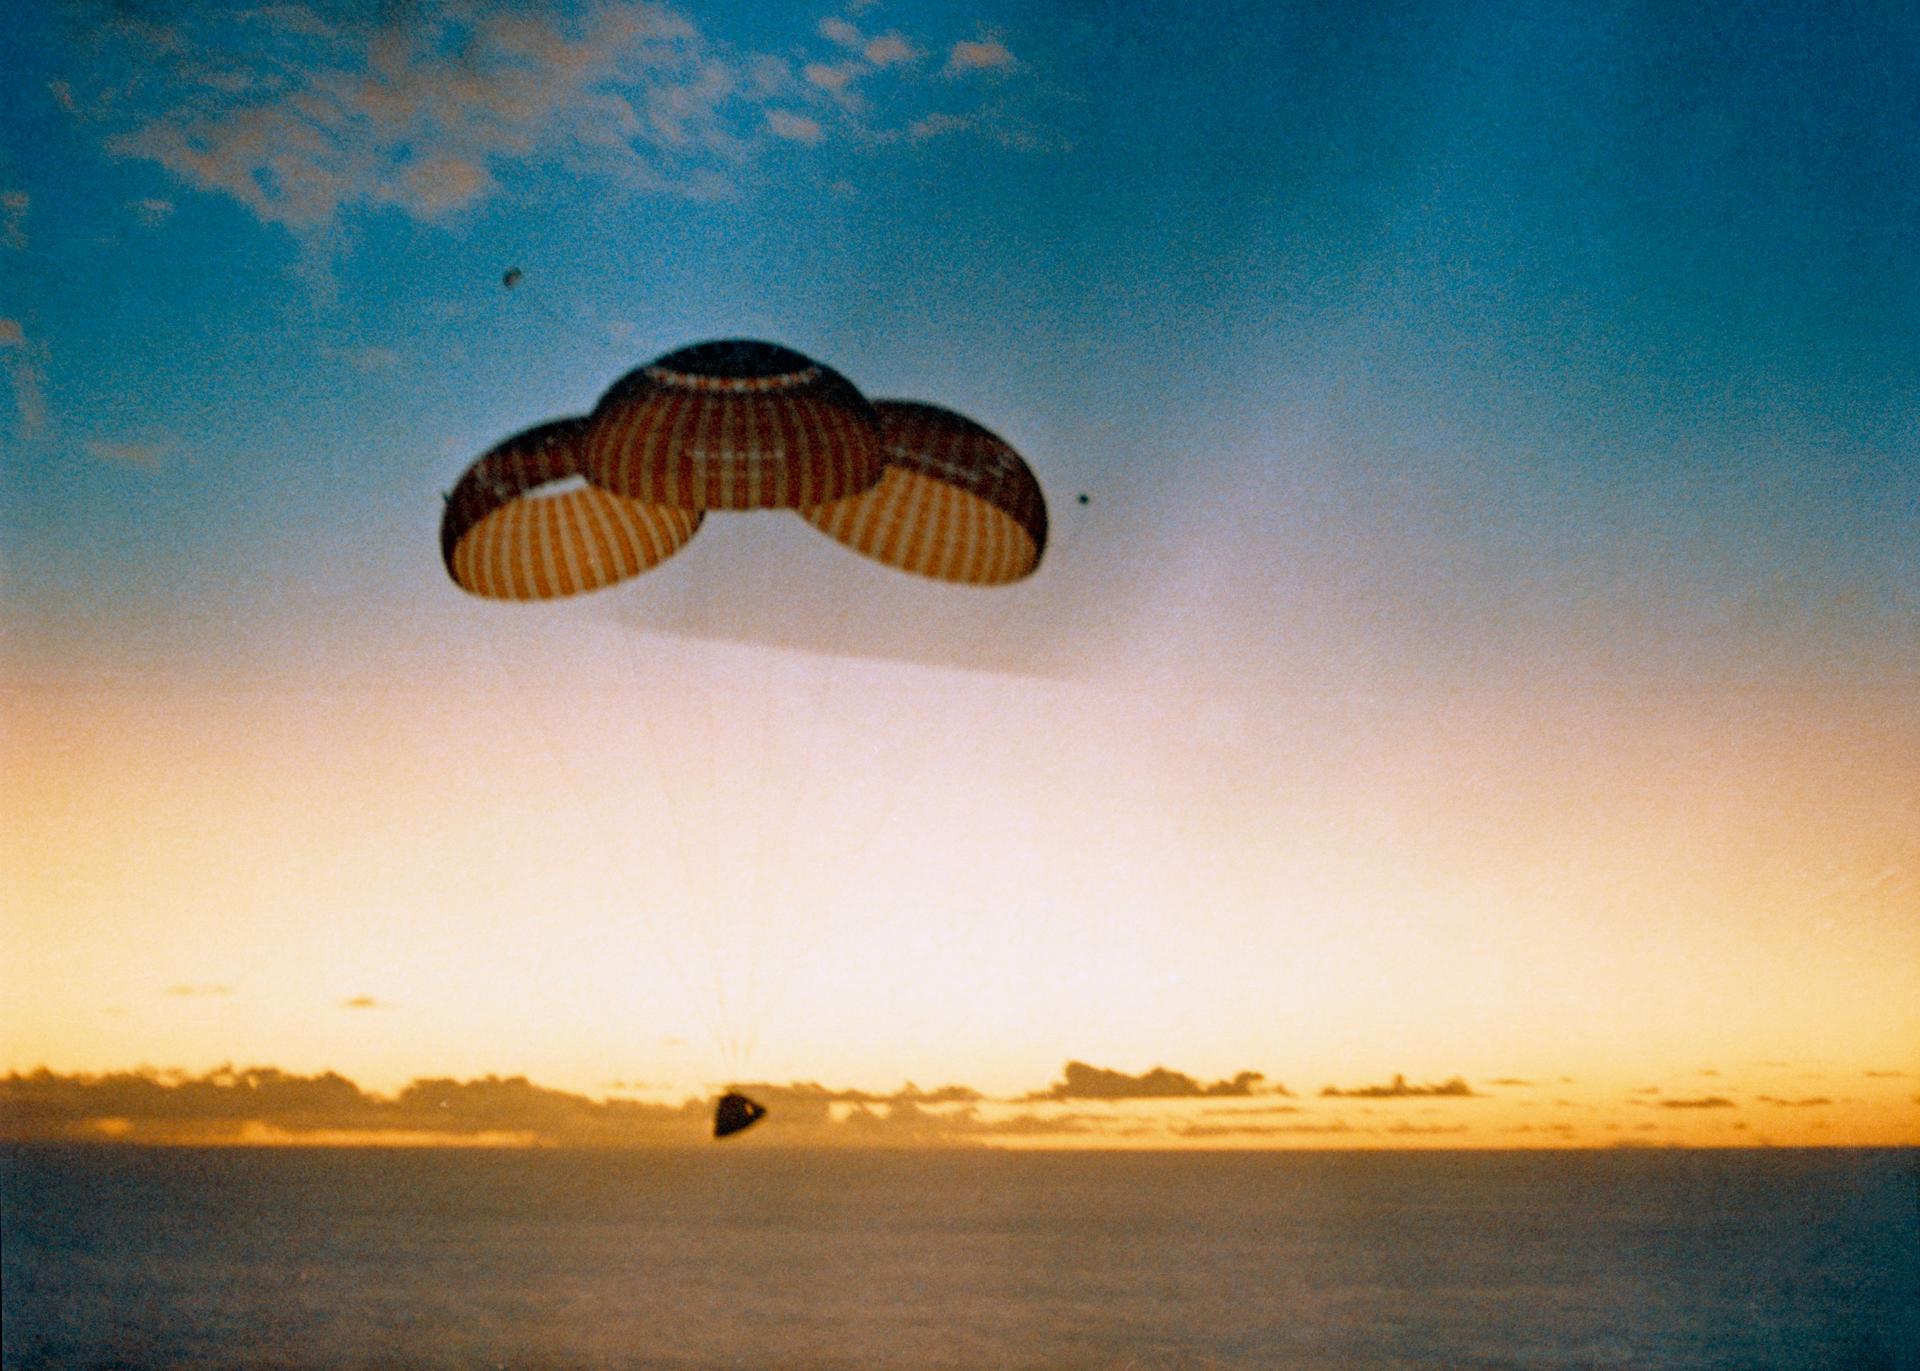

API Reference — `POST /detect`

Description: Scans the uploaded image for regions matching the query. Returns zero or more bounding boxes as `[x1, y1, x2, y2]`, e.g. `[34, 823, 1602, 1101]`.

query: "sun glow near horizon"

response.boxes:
[3, 1, 1917, 1152]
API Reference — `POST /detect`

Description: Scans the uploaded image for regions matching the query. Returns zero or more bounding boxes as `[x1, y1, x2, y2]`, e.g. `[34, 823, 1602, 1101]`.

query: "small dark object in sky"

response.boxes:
[713, 1091, 767, 1139]
[1077, 493, 1089, 505]
[502, 267, 523, 289]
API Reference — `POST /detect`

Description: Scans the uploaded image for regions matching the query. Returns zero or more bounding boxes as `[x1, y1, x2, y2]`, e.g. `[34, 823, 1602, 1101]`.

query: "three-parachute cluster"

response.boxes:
[441, 338, 1049, 601]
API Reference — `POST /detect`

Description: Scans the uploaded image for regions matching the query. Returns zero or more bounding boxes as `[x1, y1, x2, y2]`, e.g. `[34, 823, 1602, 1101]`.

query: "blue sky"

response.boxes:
[5, 1, 1914, 680]
[2, 1, 1916, 1111]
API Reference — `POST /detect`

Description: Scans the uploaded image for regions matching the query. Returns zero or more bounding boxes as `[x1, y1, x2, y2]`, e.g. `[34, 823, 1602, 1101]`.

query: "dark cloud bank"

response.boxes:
[0, 1060, 1511, 1148]
[1024, 1061, 1281, 1101]
[0, 1068, 1015, 1148]
[0, 1063, 1276, 1148]
[1320, 1074, 1476, 1099]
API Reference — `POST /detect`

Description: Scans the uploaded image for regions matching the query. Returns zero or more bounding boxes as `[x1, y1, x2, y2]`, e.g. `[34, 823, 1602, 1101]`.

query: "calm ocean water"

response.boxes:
[4, 1144, 1915, 1371]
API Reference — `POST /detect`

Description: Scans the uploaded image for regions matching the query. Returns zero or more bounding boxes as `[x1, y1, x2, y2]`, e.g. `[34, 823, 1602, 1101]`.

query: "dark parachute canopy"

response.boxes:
[441, 337, 1052, 590]
[584, 339, 883, 511]
[799, 399, 1048, 585]
[440, 417, 702, 600]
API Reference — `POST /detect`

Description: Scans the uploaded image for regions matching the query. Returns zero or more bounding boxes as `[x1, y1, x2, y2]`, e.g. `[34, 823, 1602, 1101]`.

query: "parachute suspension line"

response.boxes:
[478, 618, 731, 1064]
[733, 580, 787, 1075]
[695, 541, 750, 1077]
[733, 572, 863, 1073]
[738, 649, 1005, 1068]
[1044, 489, 1097, 567]
[609, 588, 740, 1081]
[497, 267, 633, 363]
[604, 548, 771, 1082]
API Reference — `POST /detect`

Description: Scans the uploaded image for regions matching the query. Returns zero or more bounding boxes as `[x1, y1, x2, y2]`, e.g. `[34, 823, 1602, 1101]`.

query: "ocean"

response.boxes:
[4, 1144, 1915, 1370]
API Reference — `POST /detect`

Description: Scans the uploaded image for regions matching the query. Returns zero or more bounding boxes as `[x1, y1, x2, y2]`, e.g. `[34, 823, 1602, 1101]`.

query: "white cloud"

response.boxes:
[766, 110, 824, 145]
[803, 60, 858, 92]
[390, 156, 495, 217]
[743, 53, 795, 99]
[133, 196, 176, 225]
[818, 17, 863, 49]
[906, 112, 972, 142]
[54, 2, 1048, 240]
[85, 3, 735, 230]
[948, 38, 1015, 74]
[864, 34, 917, 67]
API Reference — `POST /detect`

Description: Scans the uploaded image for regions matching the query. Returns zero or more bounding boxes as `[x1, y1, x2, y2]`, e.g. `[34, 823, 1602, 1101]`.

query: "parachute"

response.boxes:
[502, 267, 523, 290]
[441, 417, 702, 599]
[585, 340, 884, 510]
[438, 338, 1049, 1133]
[442, 339, 1048, 588]
[799, 399, 1047, 585]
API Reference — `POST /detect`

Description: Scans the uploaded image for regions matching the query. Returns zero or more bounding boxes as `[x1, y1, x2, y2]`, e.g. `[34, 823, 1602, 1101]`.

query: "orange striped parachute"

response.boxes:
[585, 340, 883, 511]
[438, 339, 1051, 1130]
[444, 339, 1049, 593]
[441, 417, 703, 600]
[800, 400, 1047, 586]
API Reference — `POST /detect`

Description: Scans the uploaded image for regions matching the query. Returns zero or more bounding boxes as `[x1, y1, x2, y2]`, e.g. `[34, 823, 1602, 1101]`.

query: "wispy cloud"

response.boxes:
[86, 437, 174, 468]
[863, 34, 918, 68]
[947, 38, 1015, 75]
[765, 109, 823, 145]
[730, 1080, 981, 1106]
[1174, 1119, 1353, 1139]
[903, 112, 973, 143]
[1321, 1074, 1476, 1099]
[816, 18, 915, 68]
[339, 995, 391, 1010]
[0, 316, 48, 437]
[1025, 1061, 1275, 1101]
[165, 983, 233, 997]
[92, 4, 719, 229]
[55, 2, 1046, 243]
[1757, 1096, 1832, 1108]
[1, 190, 27, 250]
[132, 196, 175, 225]
[319, 342, 401, 374]
[818, 17, 862, 49]
[803, 60, 860, 93]
[1655, 1096, 1736, 1110]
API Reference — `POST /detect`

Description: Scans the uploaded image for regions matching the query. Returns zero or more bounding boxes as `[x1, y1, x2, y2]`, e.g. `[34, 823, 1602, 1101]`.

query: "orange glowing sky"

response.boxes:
[3, 3, 1917, 1147]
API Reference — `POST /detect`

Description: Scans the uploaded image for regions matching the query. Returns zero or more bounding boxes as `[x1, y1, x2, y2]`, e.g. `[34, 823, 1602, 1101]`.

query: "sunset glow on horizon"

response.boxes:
[3, 2, 1916, 1150]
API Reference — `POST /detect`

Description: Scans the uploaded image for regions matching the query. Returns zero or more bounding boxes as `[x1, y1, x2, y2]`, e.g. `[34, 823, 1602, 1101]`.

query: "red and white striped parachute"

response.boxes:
[442, 339, 1049, 598]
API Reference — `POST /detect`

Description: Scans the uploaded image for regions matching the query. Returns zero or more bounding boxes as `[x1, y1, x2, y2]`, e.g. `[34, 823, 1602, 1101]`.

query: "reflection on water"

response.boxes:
[4, 1145, 1915, 1370]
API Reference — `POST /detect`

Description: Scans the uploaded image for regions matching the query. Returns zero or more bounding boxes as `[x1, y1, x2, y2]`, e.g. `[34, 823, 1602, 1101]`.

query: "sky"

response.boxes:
[1, 0, 1916, 1149]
